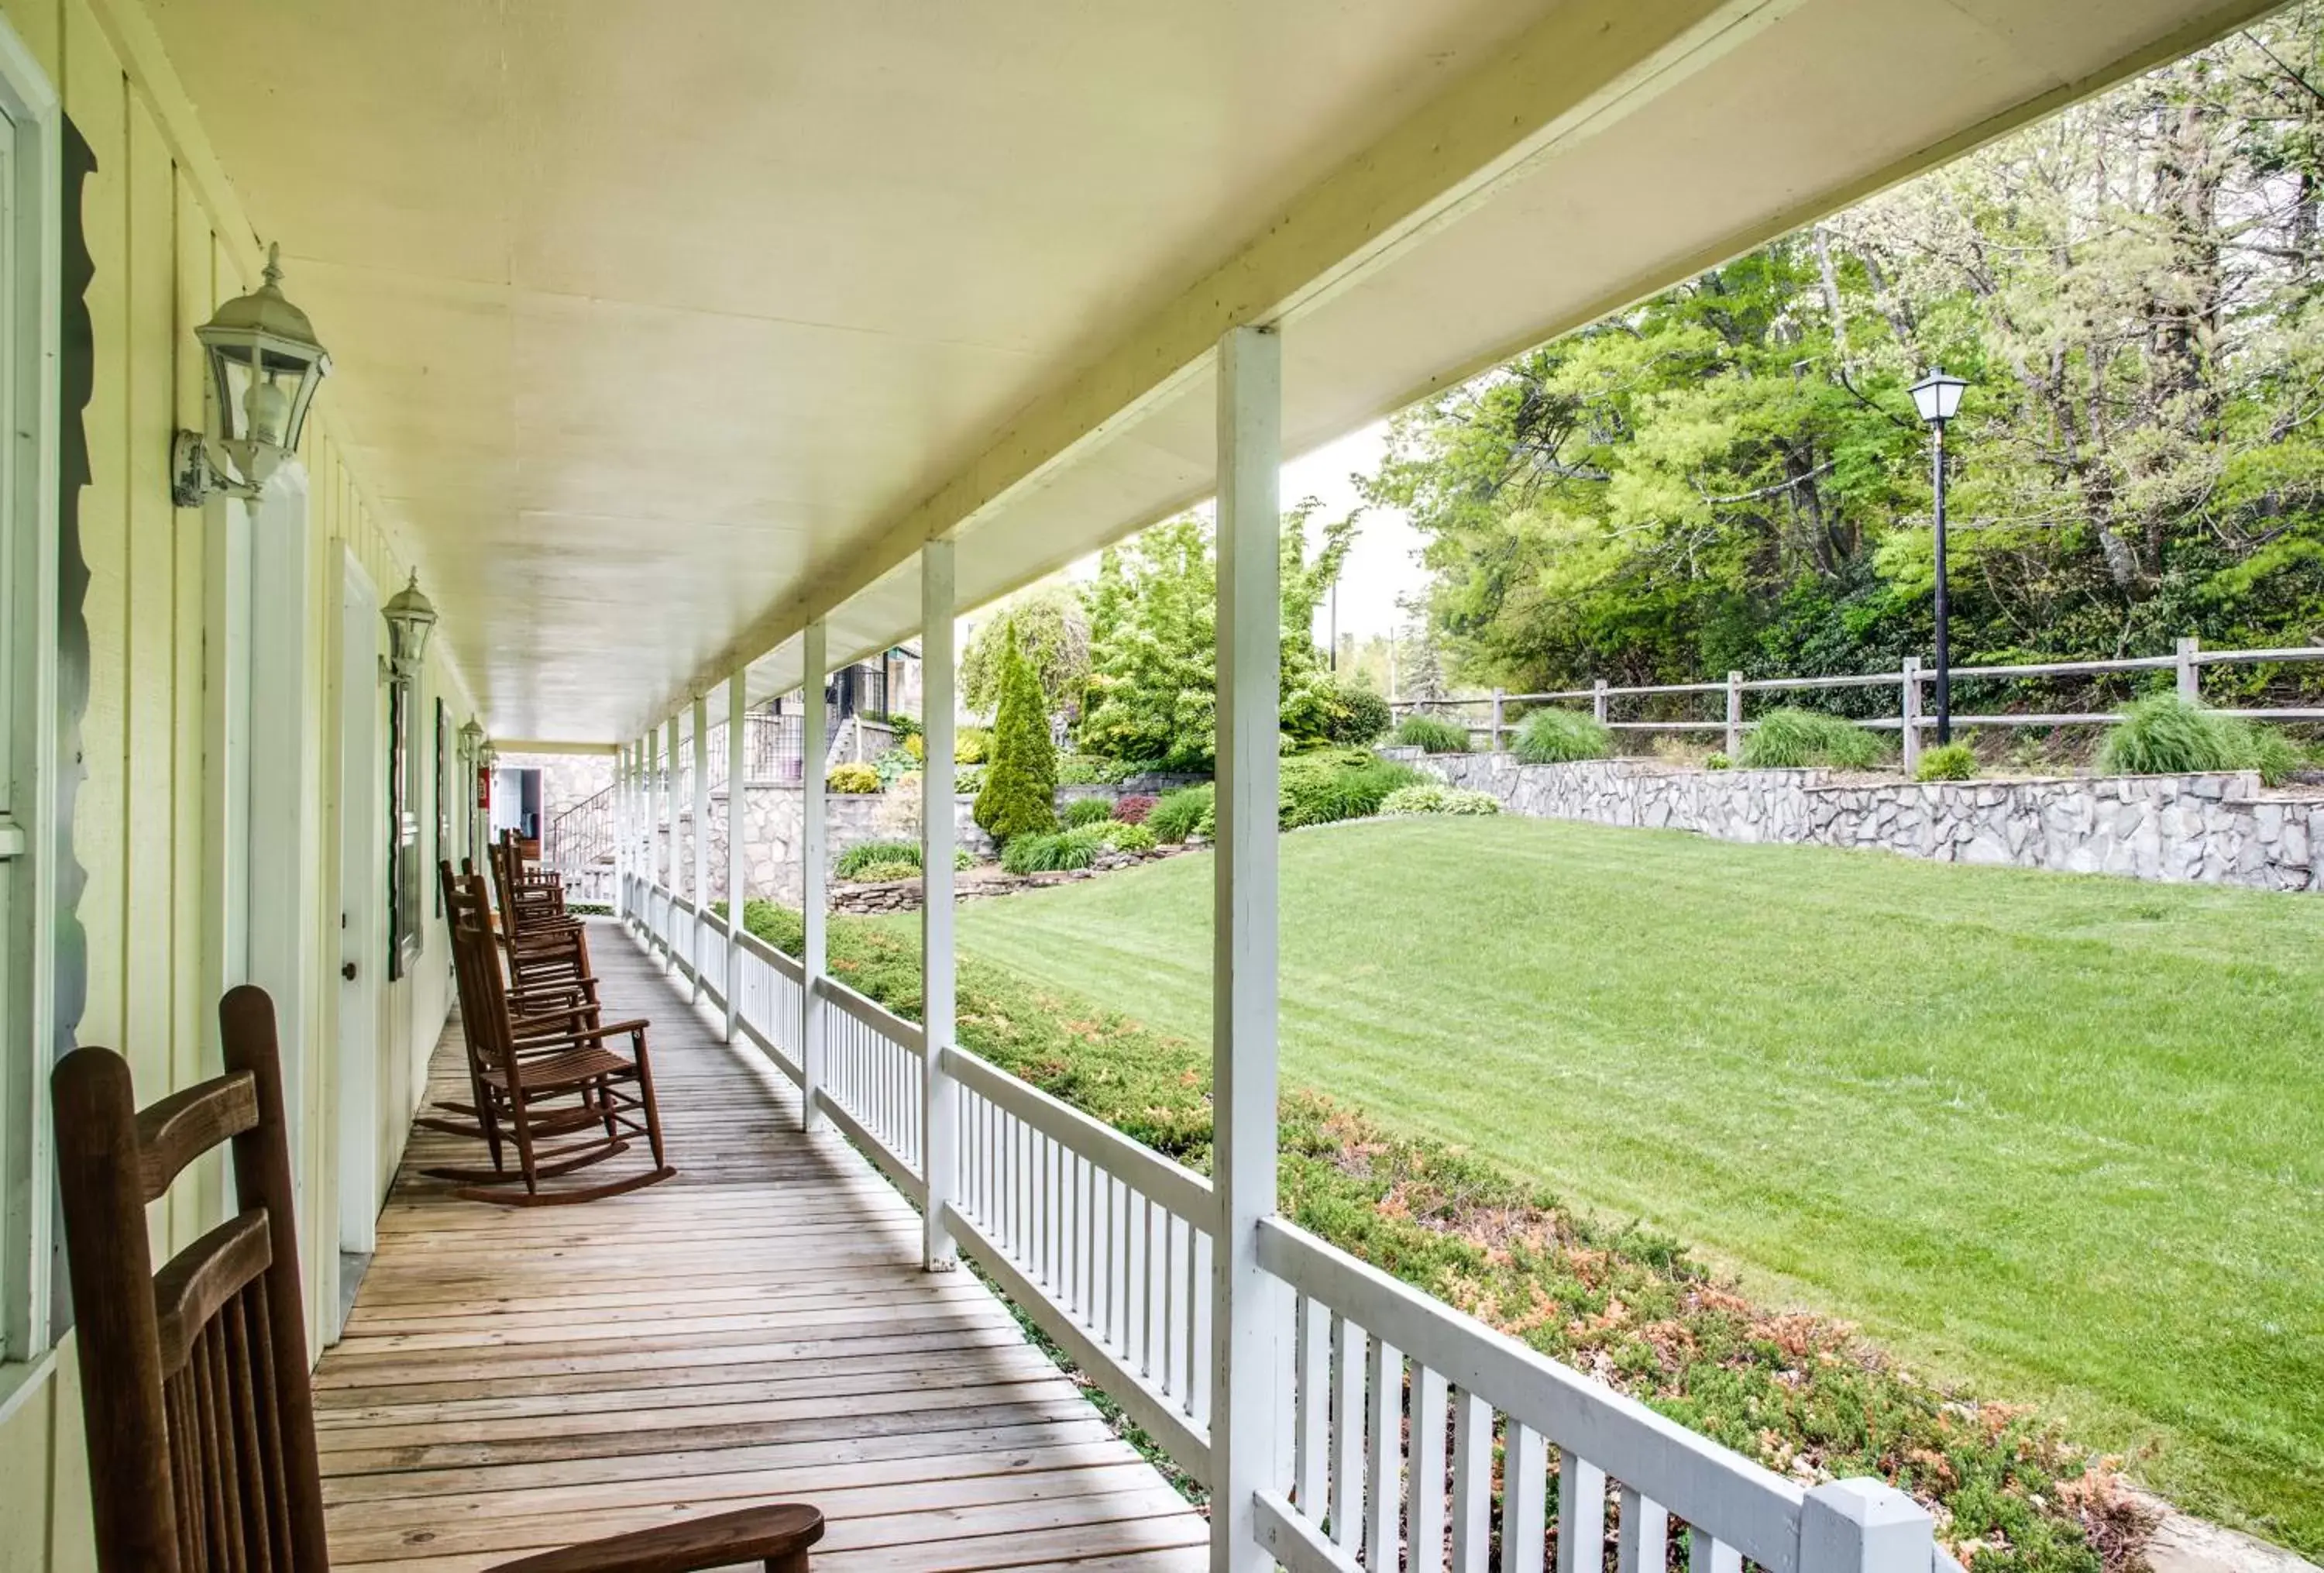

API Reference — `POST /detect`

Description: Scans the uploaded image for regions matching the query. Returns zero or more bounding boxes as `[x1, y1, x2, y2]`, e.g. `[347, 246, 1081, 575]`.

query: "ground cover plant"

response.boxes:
[734, 886, 2196, 1572]
[1394, 713, 1473, 753]
[947, 818, 2324, 1555]
[1380, 781, 1500, 815]
[1512, 707, 1612, 764]
[1738, 707, 1888, 769]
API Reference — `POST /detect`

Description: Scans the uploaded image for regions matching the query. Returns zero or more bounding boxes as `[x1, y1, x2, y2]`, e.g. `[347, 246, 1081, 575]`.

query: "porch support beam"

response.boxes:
[800, 621, 828, 1133]
[1211, 322, 1285, 1573]
[919, 539, 958, 1272]
[725, 672, 747, 1042]
[691, 694, 710, 1000]
[664, 0, 1799, 715]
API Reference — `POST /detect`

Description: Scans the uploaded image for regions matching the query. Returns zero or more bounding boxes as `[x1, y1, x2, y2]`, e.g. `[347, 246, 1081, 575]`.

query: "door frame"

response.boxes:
[335, 549, 381, 1262]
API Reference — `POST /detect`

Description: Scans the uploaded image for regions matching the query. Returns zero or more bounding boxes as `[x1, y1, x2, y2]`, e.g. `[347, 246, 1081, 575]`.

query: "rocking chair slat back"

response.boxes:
[52, 985, 329, 1573]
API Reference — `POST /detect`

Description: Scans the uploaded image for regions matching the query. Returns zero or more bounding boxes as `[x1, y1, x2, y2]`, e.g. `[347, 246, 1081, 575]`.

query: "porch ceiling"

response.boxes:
[145, 0, 2281, 739]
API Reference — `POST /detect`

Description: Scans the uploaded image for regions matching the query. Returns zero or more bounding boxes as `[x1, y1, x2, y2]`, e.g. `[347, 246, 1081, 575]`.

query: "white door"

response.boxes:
[335, 556, 380, 1262]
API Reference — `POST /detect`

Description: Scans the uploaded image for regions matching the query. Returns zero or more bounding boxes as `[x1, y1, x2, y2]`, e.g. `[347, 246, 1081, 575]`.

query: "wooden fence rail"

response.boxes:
[1391, 635, 2324, 769]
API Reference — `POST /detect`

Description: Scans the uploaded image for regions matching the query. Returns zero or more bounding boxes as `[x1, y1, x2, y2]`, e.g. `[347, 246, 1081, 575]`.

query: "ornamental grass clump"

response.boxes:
[1738, 708, 1886, 769]
[1148, 783, 1215, 843]
[1061, 795, 1116, 828]
[2098, 693, 2304, 786]
[1511, 707, 1612, 765]
[999, 824, 1111, 874]
[835, 840, 921, 877]
[1915, 742, 1979, 782]
[1394, 714, 1473, 754]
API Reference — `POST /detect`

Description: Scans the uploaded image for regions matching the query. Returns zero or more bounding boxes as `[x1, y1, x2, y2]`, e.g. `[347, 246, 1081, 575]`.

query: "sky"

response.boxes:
[1281, 421, 1428, 644]
[982, 416, 1431, 652]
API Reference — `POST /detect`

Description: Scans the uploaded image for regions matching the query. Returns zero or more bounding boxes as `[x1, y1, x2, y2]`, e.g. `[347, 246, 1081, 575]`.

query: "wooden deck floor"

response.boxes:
[316, 922, 1208, 1572]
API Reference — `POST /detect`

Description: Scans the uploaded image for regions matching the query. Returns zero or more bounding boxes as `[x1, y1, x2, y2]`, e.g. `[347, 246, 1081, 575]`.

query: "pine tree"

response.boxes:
[972, 622, 1058, 842]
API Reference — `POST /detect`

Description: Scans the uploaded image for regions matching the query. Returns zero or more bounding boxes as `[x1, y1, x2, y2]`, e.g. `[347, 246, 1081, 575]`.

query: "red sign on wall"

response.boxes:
[476, 764, 491, 811]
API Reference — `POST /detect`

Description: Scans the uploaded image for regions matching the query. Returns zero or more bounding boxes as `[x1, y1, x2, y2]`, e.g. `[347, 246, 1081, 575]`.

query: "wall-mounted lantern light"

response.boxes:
[170, 243, 332, 507]
[382, 570, 438, 680]
[459, 717, 484, 757]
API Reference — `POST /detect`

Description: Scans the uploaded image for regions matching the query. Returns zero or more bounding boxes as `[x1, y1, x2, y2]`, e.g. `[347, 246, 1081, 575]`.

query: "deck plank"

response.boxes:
[320, 921, 1205, 1571]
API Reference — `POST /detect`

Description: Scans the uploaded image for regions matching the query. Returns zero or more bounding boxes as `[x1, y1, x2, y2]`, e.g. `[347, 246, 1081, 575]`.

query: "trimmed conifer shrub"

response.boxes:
[974, 622, 1060, 842]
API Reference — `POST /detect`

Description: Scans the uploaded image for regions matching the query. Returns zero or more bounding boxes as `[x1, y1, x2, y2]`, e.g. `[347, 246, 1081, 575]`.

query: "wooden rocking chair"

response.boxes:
[448, 869, 676, 1205]
[415, 858, 599, 1151]
[52, 985, 820, 1573]
[418, 862, 634, 1192]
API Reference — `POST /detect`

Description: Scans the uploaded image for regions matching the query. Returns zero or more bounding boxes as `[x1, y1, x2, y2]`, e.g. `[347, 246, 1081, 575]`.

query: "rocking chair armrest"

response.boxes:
[504, 1017, 650, 1052]
[482, 1503, 823, 1573]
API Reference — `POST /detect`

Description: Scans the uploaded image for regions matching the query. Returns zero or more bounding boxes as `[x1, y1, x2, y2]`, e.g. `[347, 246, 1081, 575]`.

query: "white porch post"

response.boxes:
[662, 716, 679, 959]
[617, 742, 632, 921]
[726, 672, 748, 1041]
[692, 694, 711, 1000]
[1211, 322, 1285, 1573]
[919, 539, 959, 1271]
[800, 622, 829, 1133]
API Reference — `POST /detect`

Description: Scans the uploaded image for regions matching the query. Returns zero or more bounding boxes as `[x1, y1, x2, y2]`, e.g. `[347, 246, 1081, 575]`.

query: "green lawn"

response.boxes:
[952, 817, 2324, 1553]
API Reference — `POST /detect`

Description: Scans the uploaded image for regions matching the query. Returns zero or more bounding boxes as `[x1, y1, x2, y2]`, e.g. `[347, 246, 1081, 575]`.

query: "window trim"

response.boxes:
[0, 9, 64, 1368]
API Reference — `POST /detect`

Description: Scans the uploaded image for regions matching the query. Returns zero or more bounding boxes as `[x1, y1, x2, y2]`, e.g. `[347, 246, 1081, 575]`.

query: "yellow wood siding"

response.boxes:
[0, 1, 475, 1565]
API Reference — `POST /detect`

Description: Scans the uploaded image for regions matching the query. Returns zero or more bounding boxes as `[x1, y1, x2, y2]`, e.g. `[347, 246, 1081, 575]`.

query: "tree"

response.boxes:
[1364, 7, 2324, 707]
[1075, 501, 1360, 769]
[962, 581, 1091, 718]
[972, 623, 1058, 841]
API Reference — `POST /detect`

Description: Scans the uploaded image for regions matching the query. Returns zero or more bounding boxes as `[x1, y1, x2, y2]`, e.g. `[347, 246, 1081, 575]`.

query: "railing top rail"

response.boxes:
[1257, 1217, 1807, 1573]
[814, 973, 927, 1055]
[940, 1043, 1215, 1224]
[734, 925, 806, 984]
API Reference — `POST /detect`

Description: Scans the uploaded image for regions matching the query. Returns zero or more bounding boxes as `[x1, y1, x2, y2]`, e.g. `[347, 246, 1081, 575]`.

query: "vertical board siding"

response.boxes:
[0, 0, 478, 1568]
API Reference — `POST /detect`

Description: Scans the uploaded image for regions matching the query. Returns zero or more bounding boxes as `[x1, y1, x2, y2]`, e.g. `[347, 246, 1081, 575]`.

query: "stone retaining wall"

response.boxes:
[653, 777, 1203, 904]
[1422, 753, 2323, 892]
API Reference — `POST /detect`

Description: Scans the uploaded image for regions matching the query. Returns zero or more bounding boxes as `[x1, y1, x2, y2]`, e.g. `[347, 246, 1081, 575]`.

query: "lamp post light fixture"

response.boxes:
[381, 570, 438, 680]
[1909, 367, 1969, 745]
[171, 244, 332, 507]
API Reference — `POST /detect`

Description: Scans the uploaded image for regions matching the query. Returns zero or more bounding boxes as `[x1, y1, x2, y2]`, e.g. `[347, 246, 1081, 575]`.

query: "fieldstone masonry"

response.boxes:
[1411, 752, 2324, 891]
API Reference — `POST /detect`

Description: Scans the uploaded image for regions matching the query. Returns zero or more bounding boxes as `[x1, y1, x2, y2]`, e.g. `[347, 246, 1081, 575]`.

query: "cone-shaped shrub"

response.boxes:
[974, 622, 1059, 842]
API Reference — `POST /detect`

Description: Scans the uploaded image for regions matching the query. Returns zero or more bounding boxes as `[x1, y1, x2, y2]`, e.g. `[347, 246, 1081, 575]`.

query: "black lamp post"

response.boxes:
[1910, 367, 1969, 745]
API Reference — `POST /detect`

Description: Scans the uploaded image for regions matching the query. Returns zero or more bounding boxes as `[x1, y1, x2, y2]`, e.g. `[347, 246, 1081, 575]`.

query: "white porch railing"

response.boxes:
[617, 875, 1946, 1573]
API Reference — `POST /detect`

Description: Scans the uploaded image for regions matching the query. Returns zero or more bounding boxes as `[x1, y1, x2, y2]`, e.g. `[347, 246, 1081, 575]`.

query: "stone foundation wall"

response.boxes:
[1423, 753, 2322, 892]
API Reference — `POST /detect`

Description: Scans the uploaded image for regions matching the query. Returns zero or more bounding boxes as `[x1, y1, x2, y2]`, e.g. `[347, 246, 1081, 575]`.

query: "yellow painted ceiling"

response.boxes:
[143, 0, 2283, 739]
